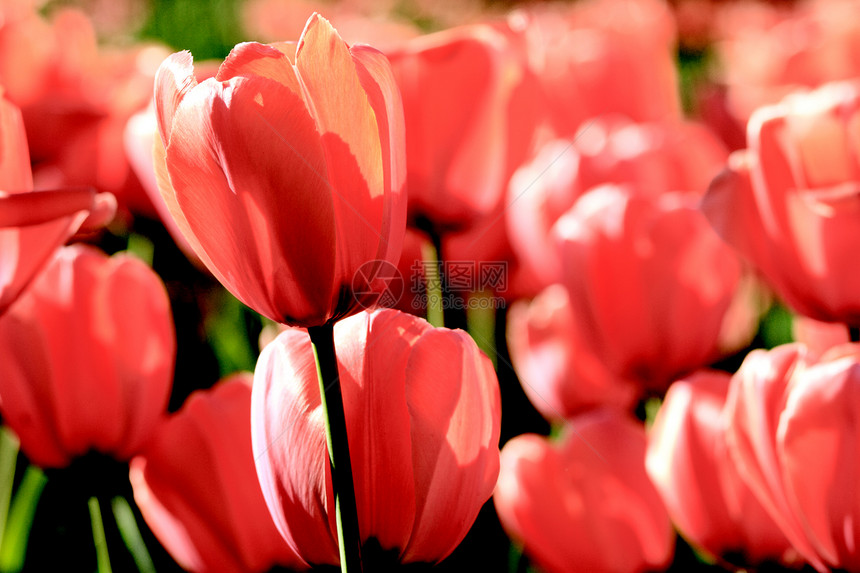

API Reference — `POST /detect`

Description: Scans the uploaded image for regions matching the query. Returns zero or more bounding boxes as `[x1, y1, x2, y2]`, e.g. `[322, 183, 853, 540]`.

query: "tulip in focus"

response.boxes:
[154, 13, 406, 326]
[646, 371, 796, 566]
[495, 410, 674, 573]
[0, 244, 174, 467]
[131, 374, 307, 573]
[725, 343, 860, 571]
[252, 309, 501, 567]
[703, 80, 860, 325]
[553, 185, 741, 391]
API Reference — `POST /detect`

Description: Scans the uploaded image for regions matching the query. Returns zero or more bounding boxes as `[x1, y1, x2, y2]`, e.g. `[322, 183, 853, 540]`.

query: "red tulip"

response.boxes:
[507, 284, 638, 421]
[0, 92, 115, 315]
[553, 185, 741, 391]
[646, 370, 796, 566]
[388, 22, 540, 230]
[0, 244, 174, 468]
[495, 410, 674, 573]
[702, 81, 860, 324]
[252, 309, 501, 566]
[506, 116, 728, 292]
[154, 13, 406, 326]
[725, 343, 860, 571]
[792, 314, 850, 359]
[131, 374, 307, 573]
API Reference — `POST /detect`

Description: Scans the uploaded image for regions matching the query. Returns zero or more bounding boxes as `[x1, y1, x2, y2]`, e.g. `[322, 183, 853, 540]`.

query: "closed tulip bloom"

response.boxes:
[495, 411, 674, 573]
[388, 23, 539, 230]
[252, 309, 501, 567]
[0, 92, 114, 315]
[0, 244, 174, 468]
[646, 371, 796, 566]
[507, 284, 638, 421]
[553, 185, 741, 391]
[154, 13, 406, 327]
[131, 374, 306, 573]
[725, 343, 860, 571]
[703, 81, 860, 324]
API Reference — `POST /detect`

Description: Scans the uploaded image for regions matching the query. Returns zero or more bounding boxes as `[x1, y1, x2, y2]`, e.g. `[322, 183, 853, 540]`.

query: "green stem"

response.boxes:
[0, 466, 47, 573]
[420, 238, 445, 328]
[89, 497, 112, 573]
[466, 289, 497, 367]
[111, 497, 155, 573]
[0, 429, 19, 549]
[308, 323, 362, 573]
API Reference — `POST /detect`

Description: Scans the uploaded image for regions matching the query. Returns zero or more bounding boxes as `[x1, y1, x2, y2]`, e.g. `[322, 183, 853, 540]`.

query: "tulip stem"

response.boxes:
[420, 237, 445, 328]
[89, 497, 112, 573]
[308, 323, 363, 573]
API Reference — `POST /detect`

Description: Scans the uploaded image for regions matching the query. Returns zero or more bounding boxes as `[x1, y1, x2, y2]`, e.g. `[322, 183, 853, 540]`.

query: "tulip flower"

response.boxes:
[725, 343, 860, 571]
[0, 92, 115, 315]
[646, 371, 796, 566]
[702, 81, 860, 324]
[131, 374, 307, 573]
[495, 410, 674, 573]
[387, 22, 540, 231]
[507, 116, 728, 291]
[251, 309, 501, 567]
[507, 284, 638, 421]
[154, 13, 406, 327]
[0, 244, 174, 468]
[553, 185, 741, 391]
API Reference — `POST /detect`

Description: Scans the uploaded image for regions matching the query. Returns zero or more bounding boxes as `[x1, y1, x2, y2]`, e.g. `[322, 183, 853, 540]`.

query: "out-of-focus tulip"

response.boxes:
[725, 343, 860, 572]
[714, 0, 860, 127]
[495, 410, 674, 573]
[0, 92, 115, 315]
[131, 374, 307, 573]
[553, 185, 741, 392]
[0, 244, 174, 468]
[507, 284, 638, 421]
[702, 81, 860, 324]
[511, 0, 681, 137]
[154, 14, 406, 327]
[791, 314, 851, 359]
[252, 309, 500, 567]
[507, 116, 727, 290]
[388, 22, 540, 230]
[646, 371, 797, 567]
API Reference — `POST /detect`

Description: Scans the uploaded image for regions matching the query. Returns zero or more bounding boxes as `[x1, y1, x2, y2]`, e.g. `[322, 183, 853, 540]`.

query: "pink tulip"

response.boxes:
[154, 14, 406, 327]
[131, 374, 306, 573]
[495, 410, 674, 573]
[0, 244, 174, 467]
[725, 343, 860, 571]
[252, 309, 501, 566]
[507, 284, 638, 421]
[703, 81, 860, 324]
[646, 370, 796, 566]
[554, 185, 741, 391]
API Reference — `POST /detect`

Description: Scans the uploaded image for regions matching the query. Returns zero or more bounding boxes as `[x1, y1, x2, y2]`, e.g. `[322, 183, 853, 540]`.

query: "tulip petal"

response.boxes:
[154, 51, 197, 148]
[296, 15, 387, 278]
[402, 329, 501, 562]
[216, 42, 303, 98]
[0, 95, 32, 192]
